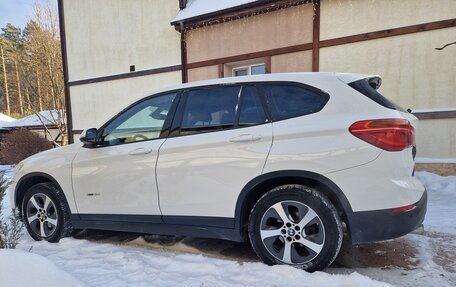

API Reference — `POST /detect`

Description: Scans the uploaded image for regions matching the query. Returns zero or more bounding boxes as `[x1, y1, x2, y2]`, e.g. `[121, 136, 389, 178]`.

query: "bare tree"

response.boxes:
[30, 0, 67, 145]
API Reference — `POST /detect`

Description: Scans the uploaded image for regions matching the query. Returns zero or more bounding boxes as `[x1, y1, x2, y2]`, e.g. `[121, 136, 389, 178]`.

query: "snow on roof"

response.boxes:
[173, 0, 260, 23]
[0, 112, 15, 123]
[1, 110, 63, 129]
[0, 112, 16, 130]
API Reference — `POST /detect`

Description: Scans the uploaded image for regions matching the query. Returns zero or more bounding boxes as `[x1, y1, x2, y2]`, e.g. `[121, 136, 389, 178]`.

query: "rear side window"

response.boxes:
[180, 86, 240, 135]
[349, 78, 406, 112]
[238, 86, 267, 126]
[261, 84, 328, 121]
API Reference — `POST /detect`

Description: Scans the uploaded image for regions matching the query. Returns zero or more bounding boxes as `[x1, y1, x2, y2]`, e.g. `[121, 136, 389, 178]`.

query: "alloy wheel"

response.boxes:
[259, 200, 325, 264]
[26, 193, 59, 238]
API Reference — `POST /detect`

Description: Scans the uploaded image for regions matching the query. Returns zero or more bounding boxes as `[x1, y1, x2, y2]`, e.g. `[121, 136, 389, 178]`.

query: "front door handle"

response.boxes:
[229, 134, 262, 143]
[128, 147, 152, 155]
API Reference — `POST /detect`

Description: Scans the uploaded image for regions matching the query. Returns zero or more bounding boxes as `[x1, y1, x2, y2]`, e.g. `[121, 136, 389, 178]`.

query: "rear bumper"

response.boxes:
[349, 189, 427, 244]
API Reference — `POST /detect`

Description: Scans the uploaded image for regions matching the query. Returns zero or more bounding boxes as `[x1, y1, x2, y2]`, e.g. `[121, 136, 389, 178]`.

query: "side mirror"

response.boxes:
[80, 128, 99, 147]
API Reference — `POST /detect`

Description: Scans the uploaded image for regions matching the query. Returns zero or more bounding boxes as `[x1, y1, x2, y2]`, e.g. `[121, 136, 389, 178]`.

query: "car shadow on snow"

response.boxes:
[73, 229, 259, 262]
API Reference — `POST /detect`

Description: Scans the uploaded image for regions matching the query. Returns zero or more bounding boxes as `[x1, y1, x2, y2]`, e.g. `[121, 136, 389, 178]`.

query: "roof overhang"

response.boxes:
[171, 0, 313, 30]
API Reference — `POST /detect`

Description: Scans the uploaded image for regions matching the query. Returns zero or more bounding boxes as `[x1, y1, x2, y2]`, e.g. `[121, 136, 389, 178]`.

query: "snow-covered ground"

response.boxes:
[0, 165, 455, 287]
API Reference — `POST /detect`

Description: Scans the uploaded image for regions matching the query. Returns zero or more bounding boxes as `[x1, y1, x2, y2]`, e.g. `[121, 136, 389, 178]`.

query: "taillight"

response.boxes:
[349, 119, 415, 151]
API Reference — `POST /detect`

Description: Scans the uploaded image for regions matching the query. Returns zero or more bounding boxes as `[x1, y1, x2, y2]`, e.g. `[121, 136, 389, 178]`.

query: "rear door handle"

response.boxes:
[229, 134, 262, 143]
[128, 147, 152, 155]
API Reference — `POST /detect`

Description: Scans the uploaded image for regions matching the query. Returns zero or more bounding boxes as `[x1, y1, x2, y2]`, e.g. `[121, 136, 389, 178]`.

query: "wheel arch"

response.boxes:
[15, 172, 68, 213]
[235, 170, 355, 241]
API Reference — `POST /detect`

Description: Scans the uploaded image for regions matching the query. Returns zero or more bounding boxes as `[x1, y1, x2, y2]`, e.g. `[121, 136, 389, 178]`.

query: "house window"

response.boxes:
[251, 64, 266, 75]
[233, 68, 248, 77]
[233, 64, 265, 77]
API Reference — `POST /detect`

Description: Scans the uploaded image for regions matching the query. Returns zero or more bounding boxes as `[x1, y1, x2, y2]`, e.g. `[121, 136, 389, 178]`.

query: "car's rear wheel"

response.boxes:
[248, 184, 343, 272]
[22, 183, 72, 242]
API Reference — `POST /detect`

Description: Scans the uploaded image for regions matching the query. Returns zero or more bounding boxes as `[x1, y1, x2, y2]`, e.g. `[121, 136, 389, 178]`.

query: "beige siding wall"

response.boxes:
[63, 0, 181, 81]
[187, 65, 219, 82]
[69, 71, 181, 130]
[271, 51, 313, 73]
[319, 28, 456, 110]
[320, 0, 456, 40]
[186, 4, 314, 63]
[416, 118, 456, 158]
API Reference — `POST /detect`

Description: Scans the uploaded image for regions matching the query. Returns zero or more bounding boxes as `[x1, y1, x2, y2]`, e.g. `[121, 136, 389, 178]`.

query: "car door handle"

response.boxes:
[229, 134, 262, 143]
[128, 147, 152, 155]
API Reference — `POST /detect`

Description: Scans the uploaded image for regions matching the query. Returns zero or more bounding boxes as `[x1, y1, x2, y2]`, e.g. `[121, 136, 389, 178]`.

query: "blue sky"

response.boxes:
[0, 0, 35, 29]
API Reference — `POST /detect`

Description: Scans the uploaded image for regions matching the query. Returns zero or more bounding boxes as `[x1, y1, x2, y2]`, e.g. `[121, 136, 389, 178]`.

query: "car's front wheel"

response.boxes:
[22, 183, 72, 242]
[248, 184, 343, 272]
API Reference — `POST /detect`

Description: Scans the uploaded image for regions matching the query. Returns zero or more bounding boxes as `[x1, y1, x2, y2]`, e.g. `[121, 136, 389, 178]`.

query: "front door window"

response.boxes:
[101, 93, 176, 145]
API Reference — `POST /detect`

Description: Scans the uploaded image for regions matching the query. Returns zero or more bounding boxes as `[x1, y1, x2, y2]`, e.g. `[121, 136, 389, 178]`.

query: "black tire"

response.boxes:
[21, 183, 73, 242]
[248, 184, 343, 272]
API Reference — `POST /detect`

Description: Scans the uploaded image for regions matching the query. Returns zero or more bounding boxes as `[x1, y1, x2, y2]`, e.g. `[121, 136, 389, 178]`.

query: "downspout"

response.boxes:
[180, 21, 188, 83]
[312, 0, 320, 72]
[57, 0, 74, 144]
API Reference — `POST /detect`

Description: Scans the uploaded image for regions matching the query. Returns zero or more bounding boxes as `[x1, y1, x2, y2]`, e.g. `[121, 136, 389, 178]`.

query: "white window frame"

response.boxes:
[232, 63, 265, 77]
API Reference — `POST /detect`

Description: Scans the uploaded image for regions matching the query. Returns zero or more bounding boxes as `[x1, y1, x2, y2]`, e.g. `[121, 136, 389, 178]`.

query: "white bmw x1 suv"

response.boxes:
[10, 72, 426, 272]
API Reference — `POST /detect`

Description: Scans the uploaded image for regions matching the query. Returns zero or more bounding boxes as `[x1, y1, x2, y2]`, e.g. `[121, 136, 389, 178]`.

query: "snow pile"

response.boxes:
[1, 110, 63, 128]
[173, 0, 259, 22]
[415, 171, 456, 234]
[0, 249, 84, 287]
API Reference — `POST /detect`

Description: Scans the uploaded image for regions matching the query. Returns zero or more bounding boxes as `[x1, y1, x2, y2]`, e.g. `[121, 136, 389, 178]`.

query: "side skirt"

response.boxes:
[71, 214, 244, 242]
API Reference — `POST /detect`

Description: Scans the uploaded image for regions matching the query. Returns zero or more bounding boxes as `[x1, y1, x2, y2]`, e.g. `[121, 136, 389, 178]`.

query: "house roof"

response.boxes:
[172, 0, 260, 24]
[1, 110, 62, 129]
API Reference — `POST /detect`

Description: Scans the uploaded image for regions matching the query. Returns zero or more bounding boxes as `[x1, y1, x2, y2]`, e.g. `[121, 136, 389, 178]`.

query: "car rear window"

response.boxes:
[348, 78, 406, 112]
[261, 84, 328, 121]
